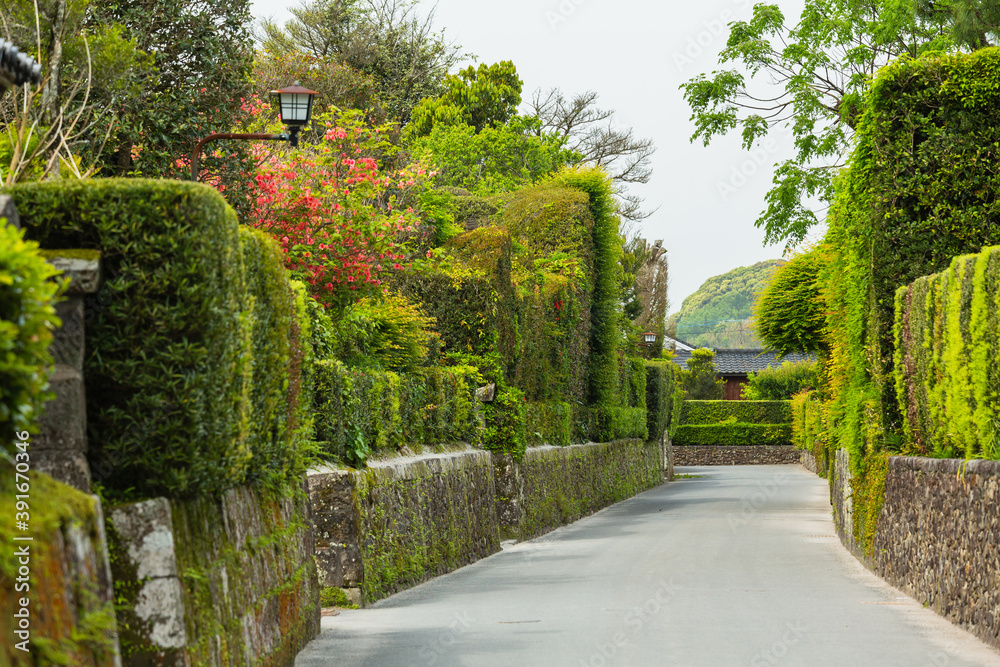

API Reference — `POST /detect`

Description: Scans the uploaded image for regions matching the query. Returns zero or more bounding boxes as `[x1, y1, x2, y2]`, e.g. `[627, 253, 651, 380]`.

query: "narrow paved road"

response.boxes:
[296, 466, 1000, 666]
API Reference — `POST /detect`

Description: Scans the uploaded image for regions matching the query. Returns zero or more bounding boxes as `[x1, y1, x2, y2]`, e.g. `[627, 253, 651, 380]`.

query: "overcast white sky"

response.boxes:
[250, 0, 815, 312]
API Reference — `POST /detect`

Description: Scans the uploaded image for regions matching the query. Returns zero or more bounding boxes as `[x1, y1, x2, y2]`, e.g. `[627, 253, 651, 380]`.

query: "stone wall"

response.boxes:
[308, 448, 500, 605]
[672, 445, 800, 466]
[107, 480, 319, 666]
[830, 448, 857, 556]
[0, 467, 120, 666]
[872, 457, 1000, 650]
[499, 440, 663, 541]
[36, 251, 101, 492]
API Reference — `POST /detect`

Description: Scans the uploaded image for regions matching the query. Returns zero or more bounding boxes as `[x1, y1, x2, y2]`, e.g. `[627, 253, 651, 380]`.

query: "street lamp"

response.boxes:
[191, 82, 320, 181]
[643, 332, 658, 345]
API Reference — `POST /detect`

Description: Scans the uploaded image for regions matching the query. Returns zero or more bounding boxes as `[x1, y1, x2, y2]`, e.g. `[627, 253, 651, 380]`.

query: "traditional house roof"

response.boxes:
[663, 336, 697, 352]
[670, 348, 815, 374]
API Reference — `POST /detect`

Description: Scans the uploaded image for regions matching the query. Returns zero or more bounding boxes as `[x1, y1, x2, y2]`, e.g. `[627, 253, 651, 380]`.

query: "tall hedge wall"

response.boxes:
[894, 246, 1000, 459]
[8, 179, 311, 499]
[797, 49, 1000, 554]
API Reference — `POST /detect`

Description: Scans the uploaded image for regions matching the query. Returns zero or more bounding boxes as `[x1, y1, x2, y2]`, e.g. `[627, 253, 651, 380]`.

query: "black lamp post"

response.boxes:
[191, 82, 320, 181]
[0, 40, 42, 96]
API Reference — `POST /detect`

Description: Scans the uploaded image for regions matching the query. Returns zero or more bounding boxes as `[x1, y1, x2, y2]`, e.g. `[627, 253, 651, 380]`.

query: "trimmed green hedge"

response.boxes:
[673, 423, 792, 446]
[8, 179, 310, 499]
[312, 359, 480, 465]
[0, 224, 62, 450]
[645, 360, 682, 441]
[894, 246, 1000, 459]
[682, 400, 792, 425]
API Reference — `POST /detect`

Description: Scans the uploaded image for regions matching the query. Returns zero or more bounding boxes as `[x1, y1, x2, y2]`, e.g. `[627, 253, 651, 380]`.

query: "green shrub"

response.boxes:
[680, 348, 723, 399]
[0, 224, 62, 450]
[682, 400, 792, 425]
[741, 360, 818, 400]
[328, 293, 439, 372]
[526, 401, 572, 446]
[673, 423, 792, 446]
[484, 386, 527, 458]
[312, 359, 479, 466]
[894, 246, 1000, 459]
[791, 390, 828, 474]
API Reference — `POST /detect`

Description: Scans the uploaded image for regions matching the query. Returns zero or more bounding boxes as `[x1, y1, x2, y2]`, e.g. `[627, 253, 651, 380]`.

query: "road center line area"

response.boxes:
[295, 465, 1000, 667]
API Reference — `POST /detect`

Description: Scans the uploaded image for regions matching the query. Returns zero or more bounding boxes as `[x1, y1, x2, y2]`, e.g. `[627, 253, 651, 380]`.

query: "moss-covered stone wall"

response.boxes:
[309, 448, 500, 605]
[504, 440, 662, 541]
[0, 467, 120, 666]
[107, 480, 319, 666]
[825, 452, 999, 649]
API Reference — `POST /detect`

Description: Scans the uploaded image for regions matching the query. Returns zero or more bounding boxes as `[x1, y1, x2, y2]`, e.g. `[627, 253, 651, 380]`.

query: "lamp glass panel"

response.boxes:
[280, 92, 310, 123]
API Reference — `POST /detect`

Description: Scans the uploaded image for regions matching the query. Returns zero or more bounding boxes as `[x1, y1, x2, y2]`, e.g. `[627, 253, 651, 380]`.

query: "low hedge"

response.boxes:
[673, 423, 792, 447]
[681, 400, 791, 425]
[8, 179, 309, 499]
[312, 359, 480, 466]
[0, 224, 62, 450]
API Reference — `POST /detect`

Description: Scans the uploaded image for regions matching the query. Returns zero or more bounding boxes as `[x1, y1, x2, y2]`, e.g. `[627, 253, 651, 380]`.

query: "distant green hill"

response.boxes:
[668, 259, 785, 349]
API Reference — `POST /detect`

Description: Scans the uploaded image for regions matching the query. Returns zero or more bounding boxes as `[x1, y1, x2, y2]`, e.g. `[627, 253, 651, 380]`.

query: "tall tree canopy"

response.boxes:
[258, 0, 462, 122]
[680, 0, 966, 247]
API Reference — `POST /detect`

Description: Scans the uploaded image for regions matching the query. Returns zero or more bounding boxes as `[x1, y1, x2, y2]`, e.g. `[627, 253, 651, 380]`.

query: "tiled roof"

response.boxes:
[670, 349, 815, 374]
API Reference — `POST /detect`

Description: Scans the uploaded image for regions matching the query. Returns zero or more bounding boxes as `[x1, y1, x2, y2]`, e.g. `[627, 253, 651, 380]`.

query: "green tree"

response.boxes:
[755, 245, 829, 355]
[681, 0, 956, 247]
[258, 0, 462, 122]
[406, 60, 522, 138]
[1, 0, 145, 182]
[681, 348, 724, 400]
[89, 0, 255, 179]
[742, 360, 817, 399]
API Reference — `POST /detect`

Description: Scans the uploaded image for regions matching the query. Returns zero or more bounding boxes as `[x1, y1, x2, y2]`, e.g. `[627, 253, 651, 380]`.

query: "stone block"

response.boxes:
[0, 194, 19, 229]
[51, 297, 86, 369]
[36, 365, 86, 451]
[34, 449, 91, 491]
[47, 253, 101, 294]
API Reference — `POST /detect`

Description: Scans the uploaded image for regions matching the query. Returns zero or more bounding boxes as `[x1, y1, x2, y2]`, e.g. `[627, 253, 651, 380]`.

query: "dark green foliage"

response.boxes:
[669, 260, 782, 348]
[673, 423, 792, 446]
[312, 359, 478, 466]
[682, 400, 792, 425]
[680, 348, 724, 400]
[9, 179, 309, 499]
[644, 361, 677, 441]
[741, 360, 818, 400]
[894, 246, 1000, 459]
[0, 225, 62, 451]
[755, 248, 829, 355]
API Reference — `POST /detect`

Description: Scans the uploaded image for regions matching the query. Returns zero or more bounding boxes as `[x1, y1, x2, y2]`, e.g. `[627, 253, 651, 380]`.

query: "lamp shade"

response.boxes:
[643, 332, 657, 343]
[271, 83, 320, 127]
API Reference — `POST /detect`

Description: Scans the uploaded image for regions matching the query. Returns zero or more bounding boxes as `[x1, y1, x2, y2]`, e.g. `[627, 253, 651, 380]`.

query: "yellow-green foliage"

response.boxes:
[330, 293, 439, 372]
[894, 246, 1000, 459]
[0, 225, 62, 451]
[791, 390, 828, 475]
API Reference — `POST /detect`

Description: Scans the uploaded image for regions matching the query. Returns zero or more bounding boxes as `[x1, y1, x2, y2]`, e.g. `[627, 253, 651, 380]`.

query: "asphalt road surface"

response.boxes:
[296, 465, 1000, 667]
